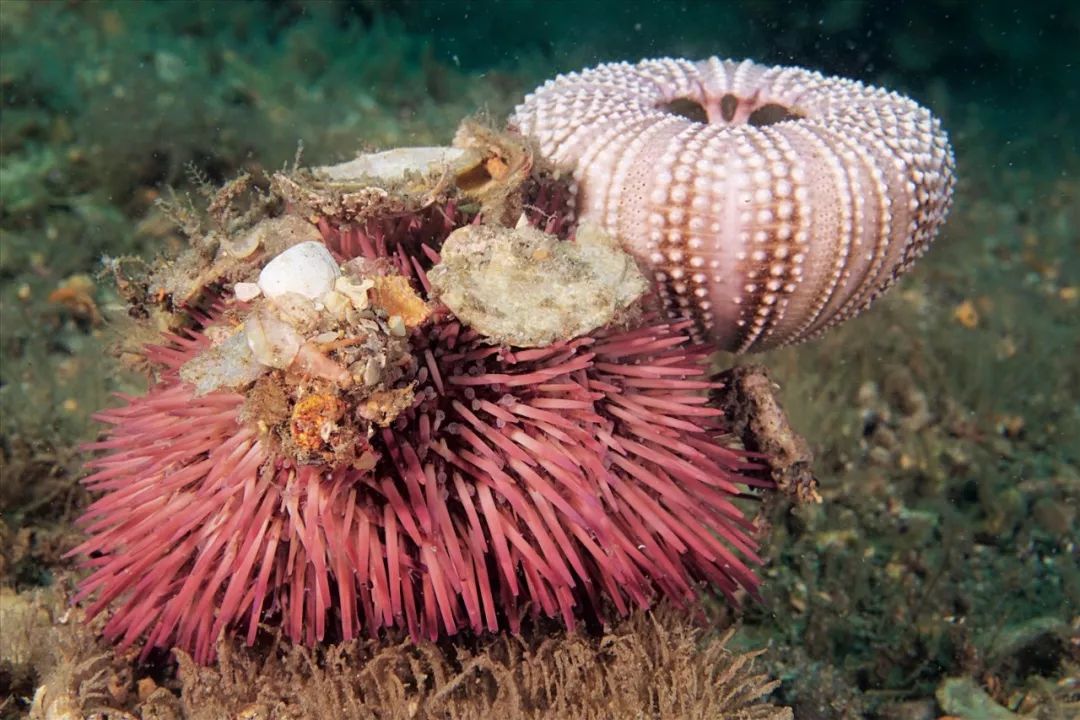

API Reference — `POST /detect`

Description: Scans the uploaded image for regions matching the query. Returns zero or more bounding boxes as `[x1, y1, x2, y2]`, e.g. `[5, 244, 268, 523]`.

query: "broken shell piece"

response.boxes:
[360, 356, 383, 386]
[370, 276, 431, 328]
[334, 276, 375, 311]
[234, 282, 261, 302]
[245, 306, 304, 369]
[291, 342, 352, 386]
[258, 241, 340, 300]
[179, 329, 264, 395]
[387, 315, 406, 337]
[428, 223, 648, 347]
[318, 147, 471, 184]
[221, 225, 263, 259]
[322, 290, 352, 318]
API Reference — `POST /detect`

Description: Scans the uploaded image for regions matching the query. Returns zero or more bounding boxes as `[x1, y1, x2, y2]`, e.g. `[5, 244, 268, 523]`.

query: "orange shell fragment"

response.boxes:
[370, 276, 431, 328]
[289, 394, 346, 451]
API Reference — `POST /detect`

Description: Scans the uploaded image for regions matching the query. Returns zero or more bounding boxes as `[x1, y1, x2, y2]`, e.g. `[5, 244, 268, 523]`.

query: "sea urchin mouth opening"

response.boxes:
[661, 95, 804, 127]
[660, 97, 711, 123]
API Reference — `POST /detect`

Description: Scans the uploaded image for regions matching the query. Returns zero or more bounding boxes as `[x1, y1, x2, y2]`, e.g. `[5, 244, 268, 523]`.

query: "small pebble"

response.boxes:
[234, 282, 262, 302]
[258, 242, 340, 300]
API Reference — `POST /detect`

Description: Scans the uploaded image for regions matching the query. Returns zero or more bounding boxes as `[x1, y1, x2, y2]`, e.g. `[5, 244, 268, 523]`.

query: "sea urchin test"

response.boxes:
[511, 57, 956, 352]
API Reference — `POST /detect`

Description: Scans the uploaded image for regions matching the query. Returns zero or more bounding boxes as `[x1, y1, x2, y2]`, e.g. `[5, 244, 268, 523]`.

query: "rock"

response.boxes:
[985, 615, 1070, 678]
[935, 677, 1021, 719]
[257, 241, 340, 300]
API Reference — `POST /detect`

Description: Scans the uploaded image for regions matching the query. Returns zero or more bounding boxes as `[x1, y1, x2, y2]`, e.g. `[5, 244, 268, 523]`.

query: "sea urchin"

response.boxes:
[69, 200, 770, 664]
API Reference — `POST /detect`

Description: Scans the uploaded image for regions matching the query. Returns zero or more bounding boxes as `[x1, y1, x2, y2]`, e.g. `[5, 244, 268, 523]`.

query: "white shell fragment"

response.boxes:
[429, 223, 647, 347]
[233, 282, 262, 302]
[245, 306, 305, 369]
[257, 241, 340, 300]
[318, 147, 469, 183]
[179, 330, 264, 395]
[333, 276, 375, 311]
[387, 315, 407, 337]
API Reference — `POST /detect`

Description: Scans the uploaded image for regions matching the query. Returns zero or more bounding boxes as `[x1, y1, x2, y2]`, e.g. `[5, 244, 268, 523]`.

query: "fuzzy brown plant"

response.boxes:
[176, 608, 791, 720]
[0, 584, 138, 720]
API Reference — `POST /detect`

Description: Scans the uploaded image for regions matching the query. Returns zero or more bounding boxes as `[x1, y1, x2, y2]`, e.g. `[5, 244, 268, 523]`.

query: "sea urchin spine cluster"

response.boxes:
[71, 170, 769, 664]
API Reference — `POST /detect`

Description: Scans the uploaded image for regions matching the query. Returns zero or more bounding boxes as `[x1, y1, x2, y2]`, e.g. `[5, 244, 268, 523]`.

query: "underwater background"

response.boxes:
[0, 1, 1076, 718]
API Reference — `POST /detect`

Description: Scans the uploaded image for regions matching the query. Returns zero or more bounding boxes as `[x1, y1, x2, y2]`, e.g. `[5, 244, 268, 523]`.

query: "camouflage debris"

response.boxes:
[149, 215, 324, 309]
[317, 146, 473, 185]
[428, 222, 647, 347]
[713, 365, 821, 505]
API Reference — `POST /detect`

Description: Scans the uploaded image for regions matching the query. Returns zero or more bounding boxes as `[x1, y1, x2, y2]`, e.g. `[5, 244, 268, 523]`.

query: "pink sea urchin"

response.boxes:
[69, 210, 771, 664]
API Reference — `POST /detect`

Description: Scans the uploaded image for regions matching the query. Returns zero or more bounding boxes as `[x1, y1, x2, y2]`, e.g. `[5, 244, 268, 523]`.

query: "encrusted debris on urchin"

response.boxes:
[69, 169, 772, 664]
[511, 57, 956, 352]
[428, 222, 648, 347]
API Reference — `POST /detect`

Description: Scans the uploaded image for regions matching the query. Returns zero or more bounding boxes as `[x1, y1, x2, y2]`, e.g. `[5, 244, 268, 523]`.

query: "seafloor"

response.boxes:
[0, 2, 1076, 718]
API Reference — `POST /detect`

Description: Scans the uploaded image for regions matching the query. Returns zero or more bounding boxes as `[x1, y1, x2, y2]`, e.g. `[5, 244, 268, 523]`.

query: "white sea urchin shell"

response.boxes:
[511, 57, 955, 352]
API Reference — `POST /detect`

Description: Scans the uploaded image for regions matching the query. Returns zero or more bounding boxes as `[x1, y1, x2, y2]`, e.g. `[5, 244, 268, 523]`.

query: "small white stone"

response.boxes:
[233, 282, 262, 302]
[388, 315, 406, 337]
[258, 242, 340, 300]
[334, 275, 375, 311]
